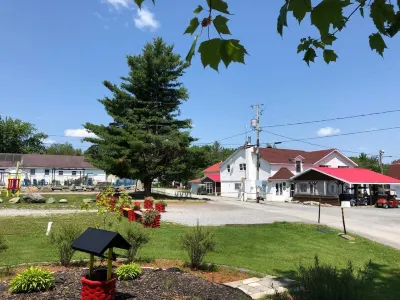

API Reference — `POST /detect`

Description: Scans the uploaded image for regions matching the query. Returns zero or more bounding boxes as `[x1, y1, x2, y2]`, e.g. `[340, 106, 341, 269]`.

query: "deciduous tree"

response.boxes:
[135, 0, 400, 69]
[45, 142, 83, 156]
[0, 116, 47, 153]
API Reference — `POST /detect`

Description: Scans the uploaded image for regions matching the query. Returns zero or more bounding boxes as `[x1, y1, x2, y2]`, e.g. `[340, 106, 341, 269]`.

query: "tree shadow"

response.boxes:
[274, 262, 400, 300]
[116, 291, 135, 299]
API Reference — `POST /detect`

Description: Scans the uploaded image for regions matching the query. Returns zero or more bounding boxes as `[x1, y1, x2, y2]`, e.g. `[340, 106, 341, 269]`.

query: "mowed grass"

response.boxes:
[0, 194, 95, 210]
[0, 214, 399, 299]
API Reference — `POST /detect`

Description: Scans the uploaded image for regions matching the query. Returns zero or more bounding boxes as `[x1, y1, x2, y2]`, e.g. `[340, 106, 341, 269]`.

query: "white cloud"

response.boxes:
[64, 129, 97, 138]
[43, 139, 56, 144]
[316, 127, 341, 137]
[134, 6, 160, 31]
[103, 0, 133, 10]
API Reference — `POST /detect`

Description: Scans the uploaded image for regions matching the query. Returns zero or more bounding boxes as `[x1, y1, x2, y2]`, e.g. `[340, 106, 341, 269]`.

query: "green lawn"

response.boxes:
[0, 194, 95, 210]
[0, 214, 399, 299]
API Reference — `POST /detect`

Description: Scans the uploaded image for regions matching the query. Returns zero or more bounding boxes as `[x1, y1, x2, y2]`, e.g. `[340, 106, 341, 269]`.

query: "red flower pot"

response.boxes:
[144, 199, 154, 209]
[80, 276, 116, 300]
[155, 204, 166, 213]
[152, 215, 161, 228]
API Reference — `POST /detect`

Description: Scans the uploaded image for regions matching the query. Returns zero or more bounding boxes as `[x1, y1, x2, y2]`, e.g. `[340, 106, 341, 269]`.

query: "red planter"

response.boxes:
[144, 199, 154, 209]
[120, 208, 136, 222]
[81, 276, 116, 300]
[142, 215, 161, 228]
[155, 204, 166, 213]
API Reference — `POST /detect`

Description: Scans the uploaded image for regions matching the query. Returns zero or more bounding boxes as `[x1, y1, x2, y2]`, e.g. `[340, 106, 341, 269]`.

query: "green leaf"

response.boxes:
[311, 0, 344, 38]
[277, 2, 289, 36]
[186, 35, 198, 64]
[312, 40, 325, 49]
[370, 0, 395, 34]
[198, 39, 222, 71]
[288, 0, 312, 23]
[207, 0, 231, 14]
[303, 48, 317, 65]
[220, 39, 248, 67]
[323, 49, 338, 63]
[213, 15, 231, 35]
[369, 32, 387, 56]
[134, 0, 145, 8]
[194, 5, 203, 14]
[323, 34, 337, 45]
[360, 7, 364, 17]
[184, 18, 200, 35]
[386, 12, 400, 37]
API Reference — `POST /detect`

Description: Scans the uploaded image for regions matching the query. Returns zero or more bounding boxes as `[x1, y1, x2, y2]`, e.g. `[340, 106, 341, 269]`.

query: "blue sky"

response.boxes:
[0, 0, 399, 162]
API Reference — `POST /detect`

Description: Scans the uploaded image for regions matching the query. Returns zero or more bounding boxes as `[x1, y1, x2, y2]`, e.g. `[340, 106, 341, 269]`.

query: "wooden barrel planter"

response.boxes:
[144, 199, 154, 209]
[120, 207, 136, 222]
[81, 276, 116, 300]
[155, 203, 166, 213]
[152, 215, 161, 228]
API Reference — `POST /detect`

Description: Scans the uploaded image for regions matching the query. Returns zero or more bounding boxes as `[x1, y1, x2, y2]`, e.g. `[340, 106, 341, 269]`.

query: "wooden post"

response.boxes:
[318, 200, 321, 224]
[89, 254, 94, 279]
[107, 248, 113, 280]
[341, 208, 347, 235]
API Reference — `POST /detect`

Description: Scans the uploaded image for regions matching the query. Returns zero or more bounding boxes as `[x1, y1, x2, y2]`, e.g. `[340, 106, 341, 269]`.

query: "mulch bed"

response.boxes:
[0, 268, 251, 300]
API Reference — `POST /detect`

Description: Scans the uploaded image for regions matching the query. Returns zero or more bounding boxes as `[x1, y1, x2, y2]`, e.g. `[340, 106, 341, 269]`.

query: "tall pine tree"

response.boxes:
[84, 38, 194, 195]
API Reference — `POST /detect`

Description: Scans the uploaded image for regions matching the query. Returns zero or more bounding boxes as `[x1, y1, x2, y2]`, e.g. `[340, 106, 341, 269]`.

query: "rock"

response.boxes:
[82, 198, 96, 203]
[8, 197, 20, 204]
[46, 197, 56, 204]
[59, 199, 68, 203]
[23, 193, 46, 203]
[40, 186, 53, 192]
[165, 267, 181, 273]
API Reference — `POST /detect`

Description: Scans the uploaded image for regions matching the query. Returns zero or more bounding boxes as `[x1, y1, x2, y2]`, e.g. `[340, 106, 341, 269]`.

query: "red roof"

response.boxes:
[310, 167, 400, 184]
[189, 178, 201, 183]
[387, 164, 400, 180]
[258, 148, 339, 164]
[269, 168, 294, 180]
[203, 162, 222, 174]
[206, 174, 220, 182]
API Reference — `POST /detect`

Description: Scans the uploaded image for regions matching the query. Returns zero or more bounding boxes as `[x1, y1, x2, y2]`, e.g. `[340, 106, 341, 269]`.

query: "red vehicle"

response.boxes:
[375, 189, 400, 209]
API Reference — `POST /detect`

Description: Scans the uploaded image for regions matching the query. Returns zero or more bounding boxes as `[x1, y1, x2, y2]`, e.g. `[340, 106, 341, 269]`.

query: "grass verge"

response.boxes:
[0, 214, 399, 299]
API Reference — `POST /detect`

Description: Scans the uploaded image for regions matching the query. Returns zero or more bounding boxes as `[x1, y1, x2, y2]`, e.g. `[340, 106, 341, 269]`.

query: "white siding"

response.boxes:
[220, 148, 247, 198]
[316, 152, 356, 168]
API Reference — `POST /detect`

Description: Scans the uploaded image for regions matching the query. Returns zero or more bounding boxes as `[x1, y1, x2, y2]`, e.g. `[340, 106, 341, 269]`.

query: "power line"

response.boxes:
[261, 109, 400, 128]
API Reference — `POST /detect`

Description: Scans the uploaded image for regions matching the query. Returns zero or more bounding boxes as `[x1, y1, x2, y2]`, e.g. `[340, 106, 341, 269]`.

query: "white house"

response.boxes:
[0, 153, 108, 186]
[189, 162, 222, 195]
[220, 147, 358, 201]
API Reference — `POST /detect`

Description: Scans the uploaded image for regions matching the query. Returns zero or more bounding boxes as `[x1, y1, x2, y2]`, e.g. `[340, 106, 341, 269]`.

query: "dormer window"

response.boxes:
[227, 165, 231, 172]
[296, 161, 302, 173]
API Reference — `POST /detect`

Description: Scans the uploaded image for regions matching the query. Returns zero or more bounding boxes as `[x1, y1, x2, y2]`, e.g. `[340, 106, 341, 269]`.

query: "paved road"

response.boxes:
[160, 194, 400, 250]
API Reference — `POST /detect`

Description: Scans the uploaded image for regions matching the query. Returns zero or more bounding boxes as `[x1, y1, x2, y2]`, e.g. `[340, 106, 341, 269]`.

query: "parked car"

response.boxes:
[350, 197, 370, 206]
[375, 197, 399, 208]
[51, 186, 64, 191]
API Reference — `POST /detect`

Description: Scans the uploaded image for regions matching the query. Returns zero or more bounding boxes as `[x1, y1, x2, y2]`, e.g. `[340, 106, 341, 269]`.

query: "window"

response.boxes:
[239, 163, 246, 171]
[30, 169, 35, 175]
[319, 165, 329, 168]
[300, 183, 307, 193]
[338, 166, 349, 168]
[72, 171, 77, 176]
[58, 170, 63, 176]
[205, 182, 213, 194]
[227, 165, 231, 172]
[44, 169, 50, 175]
[310, 183, 314, 195]
[296, 161, 301, 172]
[276, 183, 283, 195]
[234, 183, 242, 190]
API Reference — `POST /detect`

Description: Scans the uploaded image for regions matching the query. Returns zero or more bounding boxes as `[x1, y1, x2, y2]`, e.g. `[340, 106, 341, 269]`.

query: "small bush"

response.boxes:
[50, 222, 82, 266]
[115, 263, 142, 280]
[294, 256, 374, 300]
[120, 222, 150, 262]
[9, 267, 55, 293]
[180, 221, 216, 269]
[0, 234, 8, 253]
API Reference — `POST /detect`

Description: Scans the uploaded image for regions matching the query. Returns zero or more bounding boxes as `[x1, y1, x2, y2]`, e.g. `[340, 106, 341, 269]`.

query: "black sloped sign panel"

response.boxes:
[71, 227, 130, 257]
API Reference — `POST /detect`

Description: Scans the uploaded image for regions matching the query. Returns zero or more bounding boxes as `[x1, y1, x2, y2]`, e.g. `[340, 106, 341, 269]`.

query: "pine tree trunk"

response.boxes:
[144, 179, 152, 196]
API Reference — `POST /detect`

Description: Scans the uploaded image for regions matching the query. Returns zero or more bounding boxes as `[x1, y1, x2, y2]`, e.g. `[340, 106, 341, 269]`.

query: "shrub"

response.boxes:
[9, 267, 55, 293]
[294, 256, 374, 300]
[141, 209, 160, 226]
[50, 222, 82, 266]
[0, 234, 8, 253]
[120, 222, 150, 262]
[115, 263, 142, 280]
[180, 221, 216, 269]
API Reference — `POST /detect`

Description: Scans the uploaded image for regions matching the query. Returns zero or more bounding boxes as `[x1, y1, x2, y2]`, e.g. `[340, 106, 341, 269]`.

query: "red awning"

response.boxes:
[310, 167, 400, 184]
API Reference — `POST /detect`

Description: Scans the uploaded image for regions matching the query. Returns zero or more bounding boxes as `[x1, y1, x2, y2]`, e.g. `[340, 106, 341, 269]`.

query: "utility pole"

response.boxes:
[251, 104, 264, 203]
[379, 150, 385, 174]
